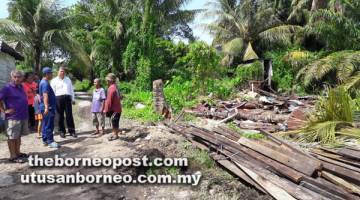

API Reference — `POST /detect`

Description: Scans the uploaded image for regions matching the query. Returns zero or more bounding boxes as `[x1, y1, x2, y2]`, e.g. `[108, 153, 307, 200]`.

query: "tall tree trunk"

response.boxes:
[89, 60, 95, 81]
[311, 0, 328, 11]
[34, 45, 42, 74]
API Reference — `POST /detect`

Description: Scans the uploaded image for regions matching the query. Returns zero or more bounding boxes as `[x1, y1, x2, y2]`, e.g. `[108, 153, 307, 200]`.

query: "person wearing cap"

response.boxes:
[50, 66, 76, 138]
[39, 67, 60, 148]
[103, 73, 122, 141]
[0, 70, 29, 163]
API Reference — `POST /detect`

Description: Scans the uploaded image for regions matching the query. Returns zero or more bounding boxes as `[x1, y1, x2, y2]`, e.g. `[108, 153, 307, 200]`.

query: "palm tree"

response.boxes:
[206, 0, 303, 63]
[146, 0, 200, 41]
[0, 0, 90, 73]
[296, 50, 360, 89]
[295, 0, 360, 90]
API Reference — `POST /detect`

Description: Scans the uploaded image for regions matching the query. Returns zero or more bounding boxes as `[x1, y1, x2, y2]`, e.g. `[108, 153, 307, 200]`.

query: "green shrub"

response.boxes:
[164, 76, 199, 113]
[136, 56, 152, 90]
[177, 41, 221, 93]
[74, 79, 92, 91]
[207, 78, 235, 99]
[294, 87, 359, 144]
[234, 61, 264, 87]
[265, 50, 294, 92]
[121, 89, 162, 122]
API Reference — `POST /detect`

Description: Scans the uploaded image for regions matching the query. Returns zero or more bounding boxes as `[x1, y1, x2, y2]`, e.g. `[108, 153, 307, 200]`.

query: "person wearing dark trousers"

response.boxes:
[50, 66, 76, 138]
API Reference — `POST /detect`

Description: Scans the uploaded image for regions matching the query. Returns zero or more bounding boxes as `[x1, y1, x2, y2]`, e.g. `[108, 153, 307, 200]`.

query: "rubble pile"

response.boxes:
[183, 89, 316, 132]
[167, 123, 360, 200]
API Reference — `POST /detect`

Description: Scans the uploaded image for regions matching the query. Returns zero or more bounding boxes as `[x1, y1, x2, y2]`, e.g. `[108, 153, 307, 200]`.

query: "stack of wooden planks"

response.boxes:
[167, 122, 360, 200]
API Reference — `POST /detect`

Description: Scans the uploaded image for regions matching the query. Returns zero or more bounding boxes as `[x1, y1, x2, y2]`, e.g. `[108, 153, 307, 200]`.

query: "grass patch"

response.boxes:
[121, 89, 162, 122]
[227, 122, 265, 139]
[227, 122, 242, 133]
[241, 132, 265, 139]
[180, 140, 215, 170]
[123, 107, 162, 122]
[146, 165, 181, 176]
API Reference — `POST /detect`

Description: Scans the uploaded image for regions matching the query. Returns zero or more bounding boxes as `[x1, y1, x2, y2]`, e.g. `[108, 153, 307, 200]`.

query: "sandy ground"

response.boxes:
[0, 101, 270, 200]
[0, 117, 196, 200]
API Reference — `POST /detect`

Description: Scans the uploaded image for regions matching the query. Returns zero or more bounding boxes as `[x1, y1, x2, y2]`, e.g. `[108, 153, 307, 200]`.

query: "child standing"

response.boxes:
[91, 78, 106, 136]
[34, 94, 42, 138]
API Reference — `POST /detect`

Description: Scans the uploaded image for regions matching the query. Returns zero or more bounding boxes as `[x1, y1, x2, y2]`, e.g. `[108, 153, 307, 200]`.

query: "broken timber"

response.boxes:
[166, 122, 360, 200]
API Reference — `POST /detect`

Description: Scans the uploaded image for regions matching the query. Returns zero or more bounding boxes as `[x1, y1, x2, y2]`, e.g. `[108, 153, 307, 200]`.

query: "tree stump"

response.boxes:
[153, 79, 171, 119]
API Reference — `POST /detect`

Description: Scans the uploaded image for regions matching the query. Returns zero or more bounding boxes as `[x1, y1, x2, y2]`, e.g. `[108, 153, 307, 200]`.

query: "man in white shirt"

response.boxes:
[50, 66, 77, 138]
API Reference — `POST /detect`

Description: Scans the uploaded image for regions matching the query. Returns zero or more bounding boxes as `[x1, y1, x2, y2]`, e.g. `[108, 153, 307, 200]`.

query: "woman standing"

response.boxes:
[22, 72, 37, 130]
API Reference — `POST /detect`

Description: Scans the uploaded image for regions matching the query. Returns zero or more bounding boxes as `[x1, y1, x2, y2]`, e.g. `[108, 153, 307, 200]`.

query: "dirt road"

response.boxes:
[0, 101, 269, 200]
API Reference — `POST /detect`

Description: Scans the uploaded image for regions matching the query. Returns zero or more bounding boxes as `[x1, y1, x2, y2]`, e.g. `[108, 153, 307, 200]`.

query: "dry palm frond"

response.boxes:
[343, 71, 360, 90]
[299, 121, 352, 144]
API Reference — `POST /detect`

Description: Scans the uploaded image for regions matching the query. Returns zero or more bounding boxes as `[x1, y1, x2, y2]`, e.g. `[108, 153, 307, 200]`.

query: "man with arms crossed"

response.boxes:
[39, 67, 60, 148]
[0, 70, 29, 163]
[51, 66, 77, 138]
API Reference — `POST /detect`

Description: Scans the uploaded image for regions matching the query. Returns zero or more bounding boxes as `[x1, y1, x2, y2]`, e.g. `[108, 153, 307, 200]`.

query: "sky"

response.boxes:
[0, 0, 214, 44]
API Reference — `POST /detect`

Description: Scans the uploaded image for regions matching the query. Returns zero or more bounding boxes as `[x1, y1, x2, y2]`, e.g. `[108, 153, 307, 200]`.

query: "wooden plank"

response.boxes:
[219, 112, 238, 123]
[216, 126, 241, 140]
[259, 139, 323, 170]
[321, 171, 360, 195]
[302, 177, 358, 200]
[311, 149, 360, 168]
[211, 154, 266, 193]
[218, 148, 328, 200]
[310, 153, 360, 173]
[237, 137, 319, 176]
[234, 161, 296, 200]
[219, 128, 323, 173]
[322, 162, 360, 185]
[183, 131, 268, 194]
[212, 127, 239, 141]
[189, 126, 304, 182]
[346, 146, 360, 152]
[300, 181, 345, 200]
[338, 148, 360, 161]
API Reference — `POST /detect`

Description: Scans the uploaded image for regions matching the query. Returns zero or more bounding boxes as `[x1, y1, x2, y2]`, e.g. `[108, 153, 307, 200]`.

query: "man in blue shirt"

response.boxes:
[39, 67, 60, 148]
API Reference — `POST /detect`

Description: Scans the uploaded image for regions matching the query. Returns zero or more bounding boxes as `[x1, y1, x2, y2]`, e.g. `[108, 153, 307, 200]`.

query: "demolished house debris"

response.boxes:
[167, 123, 360, 200]
[183, 89, 316, 132]
[166, 89, 360, 199]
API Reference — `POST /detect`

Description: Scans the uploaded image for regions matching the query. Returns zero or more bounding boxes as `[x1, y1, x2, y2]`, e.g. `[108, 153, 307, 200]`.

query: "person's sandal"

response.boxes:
[9, 157, 27, 163]
[108, 135, 119, 141]
[19, 153, 29, 158]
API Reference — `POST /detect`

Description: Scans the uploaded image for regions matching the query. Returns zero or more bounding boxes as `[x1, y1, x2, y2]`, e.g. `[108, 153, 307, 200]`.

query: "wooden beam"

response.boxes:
[189, 126, 305, 182]
[234, 161, 296, 200]
[211, 154, 266, 193]
[310, 153, 360, 173]
[321, 171, 360, 195]
[237, 137, 320, 176]
[322, 162, 360, 185]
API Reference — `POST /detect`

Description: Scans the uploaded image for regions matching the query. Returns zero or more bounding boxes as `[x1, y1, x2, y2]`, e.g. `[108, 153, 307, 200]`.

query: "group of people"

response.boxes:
[0, 66, 122, 163]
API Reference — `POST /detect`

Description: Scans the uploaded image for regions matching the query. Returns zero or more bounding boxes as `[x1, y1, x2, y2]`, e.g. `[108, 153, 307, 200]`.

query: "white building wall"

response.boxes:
[0, 52, 16, 89]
